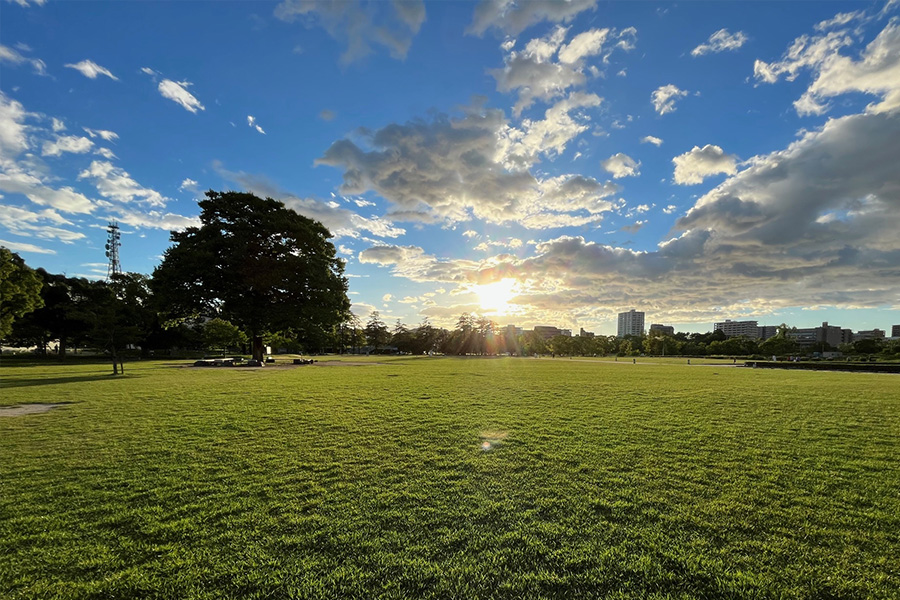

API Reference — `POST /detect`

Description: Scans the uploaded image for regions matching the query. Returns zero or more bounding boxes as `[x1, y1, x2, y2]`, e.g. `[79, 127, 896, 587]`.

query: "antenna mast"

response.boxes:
[105, 222, 121, 280]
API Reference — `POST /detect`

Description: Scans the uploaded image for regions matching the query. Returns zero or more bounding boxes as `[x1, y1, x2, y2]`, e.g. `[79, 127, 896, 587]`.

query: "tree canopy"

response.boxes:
[152, 191, 350, 360]
[0, 248, 44, 340]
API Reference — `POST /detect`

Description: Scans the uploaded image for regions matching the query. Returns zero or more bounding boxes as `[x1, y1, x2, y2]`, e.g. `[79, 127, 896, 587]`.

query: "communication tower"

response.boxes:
[105, 222, 121, 280]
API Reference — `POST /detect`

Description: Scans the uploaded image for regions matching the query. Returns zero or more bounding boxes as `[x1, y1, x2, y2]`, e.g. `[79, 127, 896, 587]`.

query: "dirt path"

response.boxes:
[0, 403, 67, 417]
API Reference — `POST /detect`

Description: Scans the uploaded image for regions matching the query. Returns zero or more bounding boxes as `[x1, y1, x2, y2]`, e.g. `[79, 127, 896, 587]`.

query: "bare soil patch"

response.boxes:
[0, 403, 67, 417]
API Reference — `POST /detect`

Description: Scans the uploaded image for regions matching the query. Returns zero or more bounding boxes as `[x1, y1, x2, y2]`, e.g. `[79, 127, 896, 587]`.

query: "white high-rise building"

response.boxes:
[617, 310, 645, 338]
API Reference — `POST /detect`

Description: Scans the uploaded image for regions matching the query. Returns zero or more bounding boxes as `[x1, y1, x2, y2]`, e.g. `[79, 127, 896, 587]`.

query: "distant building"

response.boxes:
[758, 325, 778, 340]
[649, 323, 674, 336]
[560, 329, 572, 337]
[579, 327, 595, 338]
[617, 310, 645, 338]
[714, 320, 759, 338]
[504, 324, 523, 337]
[892, 325, 900, 337]
[787, 322, 853, 348]
[854, 329, 885, 342]
[533, 326, 561, 340]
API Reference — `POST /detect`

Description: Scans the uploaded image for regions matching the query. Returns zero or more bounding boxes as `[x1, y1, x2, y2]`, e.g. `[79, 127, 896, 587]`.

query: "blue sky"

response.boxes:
[2, 0, 899, 335]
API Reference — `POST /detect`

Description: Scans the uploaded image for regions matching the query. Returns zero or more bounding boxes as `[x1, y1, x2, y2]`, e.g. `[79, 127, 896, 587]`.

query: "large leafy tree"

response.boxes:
[152, 191, 350, 360]
[0, 248, 44, 340]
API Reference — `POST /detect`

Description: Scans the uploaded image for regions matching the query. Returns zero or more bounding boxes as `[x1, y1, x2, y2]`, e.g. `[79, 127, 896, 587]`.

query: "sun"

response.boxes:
[474, 279, 517, 315]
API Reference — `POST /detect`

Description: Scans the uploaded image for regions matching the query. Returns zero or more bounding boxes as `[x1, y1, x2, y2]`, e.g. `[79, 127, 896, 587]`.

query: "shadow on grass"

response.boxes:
[1, 373, 141, 389]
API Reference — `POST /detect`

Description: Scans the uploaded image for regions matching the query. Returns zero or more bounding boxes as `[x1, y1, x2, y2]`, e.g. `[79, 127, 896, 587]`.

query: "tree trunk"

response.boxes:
[58, 336, 67, 360]
[111, 348, 119, 375]
[252, 335, 264, 361]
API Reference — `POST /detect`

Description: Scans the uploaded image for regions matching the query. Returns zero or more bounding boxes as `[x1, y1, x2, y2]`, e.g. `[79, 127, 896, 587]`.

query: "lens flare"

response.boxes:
[474, 279, 517, 315]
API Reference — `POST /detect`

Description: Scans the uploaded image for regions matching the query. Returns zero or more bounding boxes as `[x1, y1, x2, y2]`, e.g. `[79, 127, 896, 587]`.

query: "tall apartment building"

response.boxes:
[893, 325, 900, 338]
[787, 322, 853, 348]
[714, 320, 759, 338]
[533, 326, 561, 340]
[649, 323, 675, 336]
[758, 326, 778, 340]
[617, 310, 645, 338]
[854, 329, 885, 341]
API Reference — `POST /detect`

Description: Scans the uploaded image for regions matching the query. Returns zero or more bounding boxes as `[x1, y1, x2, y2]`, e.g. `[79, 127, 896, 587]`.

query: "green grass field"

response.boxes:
[2, 356, 898, 599]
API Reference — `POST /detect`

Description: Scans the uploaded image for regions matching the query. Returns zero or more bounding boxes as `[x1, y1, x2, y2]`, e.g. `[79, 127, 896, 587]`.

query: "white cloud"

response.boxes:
[500, 91, 602, 168]
[0, 204, 84, 243]
[214, 162, 406, 240]
[798, 20, 900, 115]
[641, 135, 663, 146]
[814, 11, 865, 32]
[317, 103, 618, 229]
[0, 239, 55, 254]
[663, 204, 677, 214]
[275, 0, 426, 63]
[247, 115, 266, 134]
[492, 25, 634, 115]
[0, 93, 30, 158]
[601, 152, 640, 178]
[691, 29, 748, 56]
[41, 135, 94, 157]
[463, 230, 479, 238]
[78, 160, 167, 207]
[157, 79, 205, 113]
[467, 0, 598, 36]
[558, 28, 610, 64]
[95, 147, 117, 160]
[382, 293, 393, 302]
[64, 59, 118, 81]
[5, 0, 48, 6]
[83, 127, 118, 142]
[672, 144, 738, 184]
[0, 44, 47, 75]
[51, 118, 66, 132]
[179, 178, 199, 193]
[651, 84, 689, 115]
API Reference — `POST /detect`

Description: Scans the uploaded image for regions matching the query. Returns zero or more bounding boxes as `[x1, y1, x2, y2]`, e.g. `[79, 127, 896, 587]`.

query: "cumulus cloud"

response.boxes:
[179, 178, 199, 193]
[78, 161, 168, 207]
[64, 59, 118, 80]
[601, 152, 640, 178]
[275, 0, 426, 63]
[641, 135, 663, 146]
[672, 144, 738, 184]
[247, 115, 266, 134]
[750, 15, 900, 114]
[214, 161, 405, 239]
[651, 84, 689, 115]
[157, 79, 205, 113]
[0, 44, 47, 75]
[316, 103, 618, 229]
[354, 95, 900, 324]
[41, 135, 94, 157]
[467, 0, 597, 36]
[691, 29, 748, 56]
[492, 25, 635, 115]
[501, 91, 602, 168]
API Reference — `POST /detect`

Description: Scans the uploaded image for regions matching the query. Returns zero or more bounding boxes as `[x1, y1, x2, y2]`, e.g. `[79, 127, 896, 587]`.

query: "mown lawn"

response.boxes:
[1, 356, 898, 599]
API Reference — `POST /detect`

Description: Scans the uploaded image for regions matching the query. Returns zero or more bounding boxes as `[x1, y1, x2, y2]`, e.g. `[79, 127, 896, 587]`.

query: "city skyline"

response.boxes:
[2, 1, 899, 336]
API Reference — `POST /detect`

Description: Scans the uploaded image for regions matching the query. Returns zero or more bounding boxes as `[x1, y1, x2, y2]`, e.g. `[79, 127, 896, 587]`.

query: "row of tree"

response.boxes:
[3, 188, 898, 370]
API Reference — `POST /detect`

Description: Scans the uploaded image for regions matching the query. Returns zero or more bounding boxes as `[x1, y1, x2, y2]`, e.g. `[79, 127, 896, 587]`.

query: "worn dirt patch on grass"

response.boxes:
[0, 403, 67, 417]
